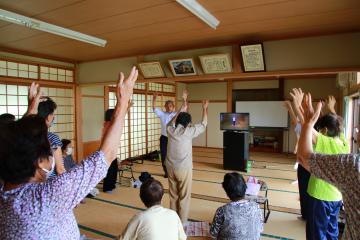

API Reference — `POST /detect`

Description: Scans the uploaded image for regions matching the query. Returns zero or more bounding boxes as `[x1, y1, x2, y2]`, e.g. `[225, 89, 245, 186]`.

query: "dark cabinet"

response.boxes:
[223, 131, 249, 172]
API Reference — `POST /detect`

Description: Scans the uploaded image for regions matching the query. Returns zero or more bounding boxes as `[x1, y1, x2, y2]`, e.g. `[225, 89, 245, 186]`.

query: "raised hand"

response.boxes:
[26, 82, 43, 115]
[180, 103, 188, 112]
[182, 89, 188, 101]
[116, 67, 138, 107]
[153, 92, 158, 100]
[302, 93, 322, 127]
[202, 100, 209, 110]
[290, 88, 304, 107]
[101, 67, 138, 164]
[326, 95, 336, 114]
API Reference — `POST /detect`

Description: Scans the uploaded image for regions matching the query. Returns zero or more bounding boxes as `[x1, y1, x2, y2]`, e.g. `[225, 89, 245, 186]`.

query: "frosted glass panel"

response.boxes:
[41, 66, 49, 73]
[66, 76, 73, 82]
[41, 73, 49, 79]
[58, 69, 65, 75]
[8, 106, 18, 115]
[29, 65, 37, 72]
[0, 84, 5, 94]
[7, 96, 18, 105]
[66, 70, 73, 76]
[19, 71, 28, 78]
[19, 106, 27, 115]
[0, 95, 6, 105]
[0, 61, 6, 68]
[48, 88, 56, 96]
[0, 106, 6, 114]
[7, 62, 18, 69]
[29, 72, 38, 79]
[19, 64, 28, 71]
[19, 96, 28, 105]
[18, 86, 28, 95]
[0, 68, 6, 76]
[8, 69, 18, 77]
[58, 75, 65, 81]
[49, 68, 57, 74]
[7, 85, 17, 94]
[57, 89, 65, 96]
[50, 74, 57, 80]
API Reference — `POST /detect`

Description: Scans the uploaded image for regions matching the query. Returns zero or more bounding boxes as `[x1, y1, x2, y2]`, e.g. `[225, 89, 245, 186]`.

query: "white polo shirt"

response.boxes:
[154, 108, 177, 137]
[119, 205, 186, 240]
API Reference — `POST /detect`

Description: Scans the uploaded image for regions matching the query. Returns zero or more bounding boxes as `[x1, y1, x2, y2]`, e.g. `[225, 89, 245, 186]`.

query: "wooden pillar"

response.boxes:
[227, 80, 233, 112]
[232, 44, 242, 73]
[74, 85, 83, 162]
[279, 77, 285, 100]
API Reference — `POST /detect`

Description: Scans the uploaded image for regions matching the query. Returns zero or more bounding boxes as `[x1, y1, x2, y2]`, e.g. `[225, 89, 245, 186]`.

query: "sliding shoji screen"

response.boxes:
[46, 87, 75, 148]
[147, 83, 176, 151]
[0, 83, 76, 150]
[130, 93, 147, 156]
[109, 91, 129, 160]
[0, 84, 29, 119]
[0, 60, 38, 79]
[0, 58, 76, 155]
[146, 92, 162, 152]
[108, 82, 175, 160]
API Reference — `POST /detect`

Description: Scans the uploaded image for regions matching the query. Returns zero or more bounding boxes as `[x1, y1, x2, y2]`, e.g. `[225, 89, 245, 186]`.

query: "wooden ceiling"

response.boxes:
[0, 0, 359, 62]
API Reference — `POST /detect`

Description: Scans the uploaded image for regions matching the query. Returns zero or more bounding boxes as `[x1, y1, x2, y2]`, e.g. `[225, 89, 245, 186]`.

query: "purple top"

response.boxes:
[0, 151, 108, 240]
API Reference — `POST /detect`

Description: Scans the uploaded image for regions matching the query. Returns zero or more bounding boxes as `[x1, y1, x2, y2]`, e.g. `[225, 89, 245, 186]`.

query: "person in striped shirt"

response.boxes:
[38, 97, 65, 176]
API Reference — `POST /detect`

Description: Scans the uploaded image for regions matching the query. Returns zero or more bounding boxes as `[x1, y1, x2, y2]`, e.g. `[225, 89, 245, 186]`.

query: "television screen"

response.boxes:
[220, 113, 249, 131]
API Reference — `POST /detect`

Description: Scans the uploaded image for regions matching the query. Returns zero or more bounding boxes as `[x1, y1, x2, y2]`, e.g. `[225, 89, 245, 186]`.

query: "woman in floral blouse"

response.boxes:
[0, 67, 138, 240]
[210, 172, 263, 240]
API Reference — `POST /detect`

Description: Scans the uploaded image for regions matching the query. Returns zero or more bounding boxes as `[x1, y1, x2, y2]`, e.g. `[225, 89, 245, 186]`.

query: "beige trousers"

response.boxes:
[167, 167, 192, 223]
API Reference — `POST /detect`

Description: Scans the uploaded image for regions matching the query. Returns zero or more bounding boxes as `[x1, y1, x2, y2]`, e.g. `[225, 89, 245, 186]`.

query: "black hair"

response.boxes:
[316, 113, 342, 137]
[0, 115, 51, 184]
[105, 109, 114, 122]
[61, 139, 71, 151]
[38, 97, 57, 119]
[222, 172, 247, 201]
[0, 113, 15, 124]
[175, 112, 192, 128]
[140, 178, 164, 208]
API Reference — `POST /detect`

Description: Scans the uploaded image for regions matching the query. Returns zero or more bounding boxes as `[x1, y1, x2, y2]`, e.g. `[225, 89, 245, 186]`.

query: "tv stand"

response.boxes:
[223, 131, 249, 172]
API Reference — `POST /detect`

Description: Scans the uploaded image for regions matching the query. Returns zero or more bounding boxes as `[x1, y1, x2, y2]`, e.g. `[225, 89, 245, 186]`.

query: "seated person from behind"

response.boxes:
[210, 172, 263, 240]
[0, 113, 15, 125]
[119, 178, 186, 240]
[61, 139, 76, 171]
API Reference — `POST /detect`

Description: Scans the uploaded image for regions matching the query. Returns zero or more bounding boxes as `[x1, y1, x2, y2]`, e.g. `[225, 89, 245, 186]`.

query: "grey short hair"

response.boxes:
[165, 100, 174, 106]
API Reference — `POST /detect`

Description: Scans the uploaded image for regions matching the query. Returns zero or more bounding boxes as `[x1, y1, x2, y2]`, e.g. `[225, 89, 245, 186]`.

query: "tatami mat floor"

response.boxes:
[75, 151, 305, 239]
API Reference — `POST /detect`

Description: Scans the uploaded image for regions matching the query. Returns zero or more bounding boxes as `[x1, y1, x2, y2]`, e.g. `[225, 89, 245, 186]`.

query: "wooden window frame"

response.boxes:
[0, 57, 78, 159]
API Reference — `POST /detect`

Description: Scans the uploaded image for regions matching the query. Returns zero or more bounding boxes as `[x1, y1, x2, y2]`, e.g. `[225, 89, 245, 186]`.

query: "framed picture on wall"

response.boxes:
[138, 61, 165, 78]
[199, 53, 232, 74]
[240, 43, 266, 72]
[168, 58, 197, 77]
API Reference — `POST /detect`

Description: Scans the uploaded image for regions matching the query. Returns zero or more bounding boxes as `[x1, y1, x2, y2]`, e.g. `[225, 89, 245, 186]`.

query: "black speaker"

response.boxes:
[223, 131, 249, 172]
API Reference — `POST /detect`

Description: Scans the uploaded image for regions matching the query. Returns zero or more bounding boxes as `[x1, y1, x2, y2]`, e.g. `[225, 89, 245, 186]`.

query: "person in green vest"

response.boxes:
[291, 90, 347, 239]
[306, 113, 349, 239]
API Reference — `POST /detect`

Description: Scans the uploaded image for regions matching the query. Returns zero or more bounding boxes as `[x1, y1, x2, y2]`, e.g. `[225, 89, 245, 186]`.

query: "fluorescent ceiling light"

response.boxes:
[176, 0, 220, 29]
[0, 9, 107, 47]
